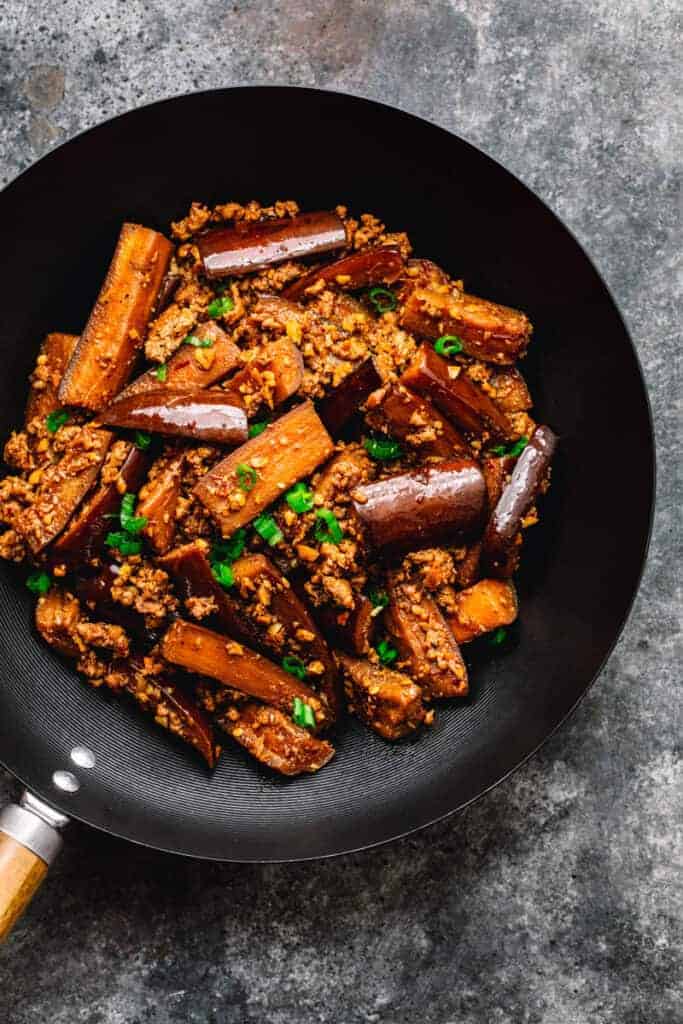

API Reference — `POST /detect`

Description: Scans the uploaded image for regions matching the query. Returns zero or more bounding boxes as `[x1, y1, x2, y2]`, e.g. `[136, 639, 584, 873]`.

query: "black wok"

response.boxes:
[0, 89, 654, 892]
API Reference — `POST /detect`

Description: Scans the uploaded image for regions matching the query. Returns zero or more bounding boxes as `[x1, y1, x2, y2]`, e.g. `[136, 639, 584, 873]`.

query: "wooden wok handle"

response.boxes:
[0, 795, 68, 942]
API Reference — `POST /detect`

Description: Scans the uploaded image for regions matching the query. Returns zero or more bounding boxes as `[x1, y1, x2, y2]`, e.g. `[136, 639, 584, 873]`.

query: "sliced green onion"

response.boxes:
[364, 434, 402, 461]
[212, 561, 235, 589]
[367, 286, 397, 314]
[235, 463, 258, 492]
[368, 588, 389, 610]
[248, 421, 269, 439]
[253, 513, 283, 546]
[105, 531, 142, 556]
[45, 410, 69, 433]
[434, 335, 463, 357]
[376, 639, 398, 665]
[211, 528, 246, 564]
[119, 493, 148, 534]
[286, 481, 314, 514]
[314, 508, 343, 545]
[292, 695, 316, 728]
[491, 436, 529, 458]
[282, 655, 307, 681]
[183, 334, 214, 348]
[134, 431, 152, 451]
[487, 626, 508, 647]
[155, 363, 168, 382]
[207, 295, 235, 318]
[26, 570, 51, 595]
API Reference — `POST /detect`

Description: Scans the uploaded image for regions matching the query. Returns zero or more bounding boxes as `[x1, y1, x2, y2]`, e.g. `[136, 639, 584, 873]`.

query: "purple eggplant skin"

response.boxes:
[283, 245, 405, 301]
[159, 541, 262, 650]
[482, 425, 558, 577]
[99, 389, 248, 446]
[315, 595, 377, 656]
[198, 211, 347, 279]
[50, 445, 150, 570]
[77, 564, 160, 647]
[316, 358, 383, 437]
[352, 459, 487, 557]
[151, 272, 181, 317]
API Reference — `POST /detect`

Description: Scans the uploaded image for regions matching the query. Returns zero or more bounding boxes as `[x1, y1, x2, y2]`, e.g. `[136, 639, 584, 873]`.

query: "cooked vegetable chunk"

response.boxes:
[198, 210, 347, 279]
[195, 401, 334, 537]
[399, 282, 532, 365]
[215, 701, 335, 776]
[35, 588, 82, 658]
[448, 579, 518, 643]
[352, 459, 487, 556]
[160, 619, 331, 728]
[482, 425, 557, 576]
[386, 576, 468, 698]
[283, 245, 404, 301]
[25, 332, 78, 425]
[59, 223, 173, 409]
[221, 339, 304, 410]
[136, 452, 184, 554]
[316, 358, 383, 437]
[316, 595, 376, 656]
[488, 367, 532, 413]
[100, 389, 248, 446]
[365, 382, 468, 458]
[402, 345, 514, 440]
[338, 654, 425, 740]
[76, 564, 158, 646]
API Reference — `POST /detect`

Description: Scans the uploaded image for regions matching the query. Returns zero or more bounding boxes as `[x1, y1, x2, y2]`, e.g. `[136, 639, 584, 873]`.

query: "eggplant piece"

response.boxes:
[448, 579, 518, 643]
[231, 553, 342, 718]
[316, 358, 383, 437]
[221, 339, 304, 410]
[337, 654, 425, 740]
[106, 656, 217, 768]
[365, 382, 469, 458]
[352, 459, 487, 557]
[136, 452, 184, 555]
[454, 455, 510, 587]
[151, 272, 181, 317]
[160, 619, 331, 729]
[283, 245, 404, 301]
[215, 701, 335, 776]
[35, 589, 82, 658]
[159, 540, 261, 649]
[488, 367, 532, 413]
[401, 346, 515, 441]
[482, 425, 557, 577]
[25, 332, 79, 425]
[315, 595, 376, 656]
[16, 427, 113, 554]
[59, 223, 173, 410]
[50, 444, 150, 569]
[385, 576, 468, 698]
[198, 211, 347, 279]
[100, 389, 247, 446]
[77, 565, 157, 647]
[399, 283, 532, 365]
[117, 322, 241, 400]
[195, 401, 334, 537]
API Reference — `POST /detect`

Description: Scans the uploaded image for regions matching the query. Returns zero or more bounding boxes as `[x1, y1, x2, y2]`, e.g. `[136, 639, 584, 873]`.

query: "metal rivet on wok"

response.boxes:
[70, 746, 96, 769]
[52, 770, 80, 793]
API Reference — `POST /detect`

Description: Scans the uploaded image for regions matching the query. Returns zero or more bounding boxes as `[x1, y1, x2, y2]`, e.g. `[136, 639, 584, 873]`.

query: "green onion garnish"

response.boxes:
[490, 436, 529, 458]
[292, 695, 316, 728]
[367, 286, 397, 314]
[248, 421, 269, 439]
[212, 561, 235, 589]
[376, 639, 398, 665]
[282, 656, 308, 681]
[207, 295, 235, 318]
[183, 334, 214, 348]
[235, 463, 258, 492]
[119, 493, 148, 534]
[487, 627, 508, 647]
[45, 410, 69, 433]
[286, 481, 314, 514]
[314, 508, 343, 545]
[155, 364, 168, 382]
[434, 335, 463, 357]
[368, 588, 389, 610]
[211, 528, 246, 564]
[134, 431, 152, 451]
[253, 513, 283, 546]
[105, 531, 142, 556]
[26, 570, 51, 595]
[364, 434, 403, 462]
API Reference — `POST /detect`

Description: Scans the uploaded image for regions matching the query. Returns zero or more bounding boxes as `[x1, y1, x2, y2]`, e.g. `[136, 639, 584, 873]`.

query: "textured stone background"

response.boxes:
[0, 2, 680, 1022]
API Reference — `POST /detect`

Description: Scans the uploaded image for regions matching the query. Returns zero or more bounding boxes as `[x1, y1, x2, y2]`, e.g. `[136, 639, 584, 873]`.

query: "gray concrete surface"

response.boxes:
[0, 2, 680, 1022]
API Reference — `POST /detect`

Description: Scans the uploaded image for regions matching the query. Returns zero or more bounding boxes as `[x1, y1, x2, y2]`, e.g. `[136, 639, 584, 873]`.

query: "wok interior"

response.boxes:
[0, 89, 653, 860]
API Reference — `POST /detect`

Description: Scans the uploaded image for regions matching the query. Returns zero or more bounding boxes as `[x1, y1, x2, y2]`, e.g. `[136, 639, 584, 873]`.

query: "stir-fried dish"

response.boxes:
[0, 200, 557, 776]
